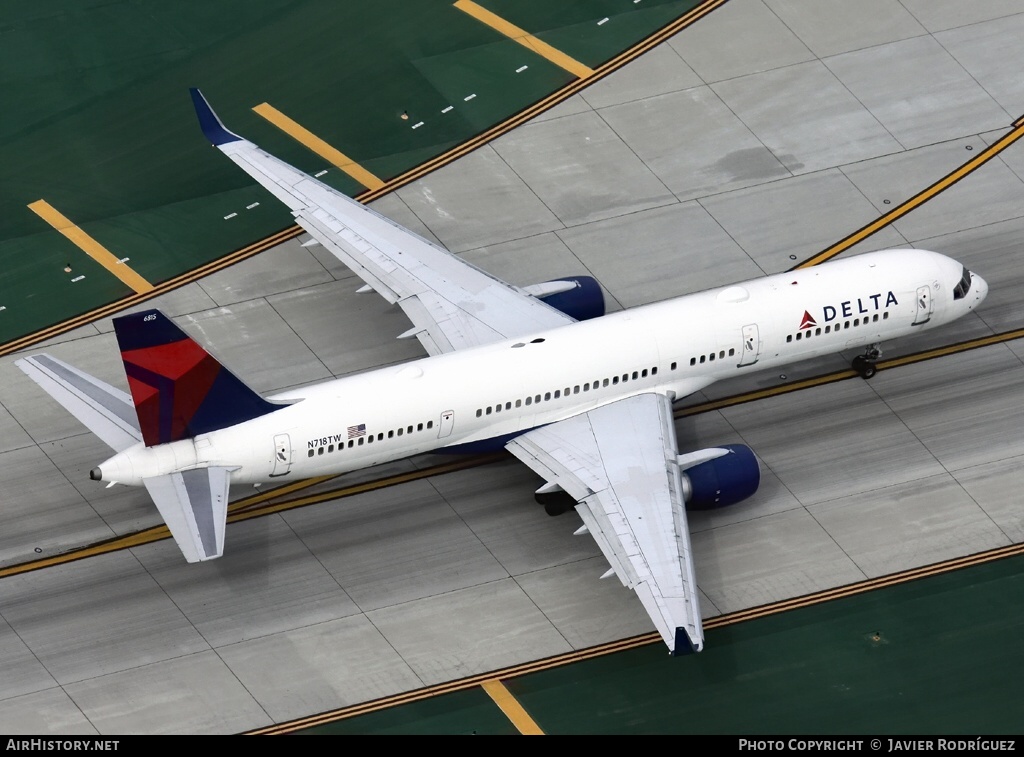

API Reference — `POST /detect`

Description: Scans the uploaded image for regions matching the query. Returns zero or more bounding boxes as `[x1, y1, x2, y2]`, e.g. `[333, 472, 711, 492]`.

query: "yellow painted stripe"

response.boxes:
[795, 120, 1024, 269]
[252, 103, 385, 191]
[455, 0, 594, 79]
[481, 679, 544, 735]
[27, 200, 153, 294]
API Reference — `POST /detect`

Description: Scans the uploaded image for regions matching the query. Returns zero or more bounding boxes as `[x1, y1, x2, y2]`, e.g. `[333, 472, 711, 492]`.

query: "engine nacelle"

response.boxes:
[681, 444, 760, 510]
[526, 276, 605, 321]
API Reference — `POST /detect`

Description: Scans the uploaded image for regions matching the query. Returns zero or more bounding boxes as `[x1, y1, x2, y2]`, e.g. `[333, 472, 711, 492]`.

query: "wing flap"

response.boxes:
[143, 466, 234, 562]
[507, 393, 703, 654]
[16, 354, 141, 452]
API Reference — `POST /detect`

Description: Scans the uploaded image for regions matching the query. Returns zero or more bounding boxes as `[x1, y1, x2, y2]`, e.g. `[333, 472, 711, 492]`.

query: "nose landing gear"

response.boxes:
[852, 344, 882, 379]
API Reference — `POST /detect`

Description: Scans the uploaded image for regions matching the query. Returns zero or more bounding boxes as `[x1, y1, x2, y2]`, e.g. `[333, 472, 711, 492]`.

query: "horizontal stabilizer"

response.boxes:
[16, 354, 141, 452]
[144, 466, 235, 562]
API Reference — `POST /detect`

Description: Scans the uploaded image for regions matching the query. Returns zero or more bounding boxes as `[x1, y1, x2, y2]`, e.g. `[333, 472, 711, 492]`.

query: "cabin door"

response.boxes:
[913, 285, 932, 326]
[738, 324, 761, 366]
[438, 410, 455, 439]
[271, 433, 292, 477]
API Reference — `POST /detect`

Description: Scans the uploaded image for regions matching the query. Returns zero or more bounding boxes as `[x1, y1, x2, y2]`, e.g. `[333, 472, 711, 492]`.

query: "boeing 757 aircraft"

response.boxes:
[17, 89, 988, 655]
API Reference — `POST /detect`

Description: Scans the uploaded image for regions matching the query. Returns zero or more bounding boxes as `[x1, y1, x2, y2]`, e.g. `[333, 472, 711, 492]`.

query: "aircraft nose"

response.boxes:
[973, 272, 989, 304]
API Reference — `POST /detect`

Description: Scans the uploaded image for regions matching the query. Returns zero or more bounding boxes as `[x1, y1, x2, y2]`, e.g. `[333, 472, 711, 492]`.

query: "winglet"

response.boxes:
[673, 627, 700, 656]
[189, 88, 243, 146]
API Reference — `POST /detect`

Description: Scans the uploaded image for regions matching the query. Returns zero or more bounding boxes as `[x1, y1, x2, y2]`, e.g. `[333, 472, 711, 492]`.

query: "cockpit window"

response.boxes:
[953, 266, 972, 300]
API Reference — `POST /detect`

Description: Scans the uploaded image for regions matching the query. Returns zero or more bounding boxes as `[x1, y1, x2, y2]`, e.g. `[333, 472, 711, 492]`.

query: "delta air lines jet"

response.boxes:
[17, 90, 988, 656]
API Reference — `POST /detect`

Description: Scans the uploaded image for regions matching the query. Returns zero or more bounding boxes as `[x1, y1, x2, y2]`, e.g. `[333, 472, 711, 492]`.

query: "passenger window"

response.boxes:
[505, 402, 512, 410]
[641, 369, 648, 378]
[699, 355, 706, 363]
[407, 426, 413, 433]
[476, 409, 482, 418]
[632, 371, 638, 380]
[318, 447, 324, 456]
[536, 394, 542, 403]
[728, 349, 735, 357]
[709, 353, 715, 361]
[573, 386, 580, 394]
[553, 390, 560, 399]
[417, 423, 423, 431]
[612, 376, 619, 385]
[652, 366, 658, 375]
[690, 357, 696, 365]
[583, 383, 590, 391]
[367, 436, 373, 444]
[670, 362, 677, 370]
[515, 399, 522, 408]
[815, 328, 821, 336]
[486, 407, 492, 415]
[388, 430, 394, 438]
[358, 437, 364, 445]
[348, 440, 354, 448]
[854, 318, 860, 327]
[825, 326, 830, 334]
[796, 332, 802, 341]
[427, 421, 433, 428]
[525, 396, 532, 406]
[787, 335, 792, 343]
[308, 449, 314, 458]
[397, 428, 403, 436]
[883, 312, 889, 320]
[328, 444, 334, 453]
[872, 314, 879, 322]
[494, 404, 501, 413]
[602, 379, 609, 387]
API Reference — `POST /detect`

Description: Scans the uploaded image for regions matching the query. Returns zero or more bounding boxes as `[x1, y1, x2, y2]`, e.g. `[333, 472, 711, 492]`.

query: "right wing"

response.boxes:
[143, 467, 235, 562]
[190, 88, 576, 356]
[507, 392, 704, 655]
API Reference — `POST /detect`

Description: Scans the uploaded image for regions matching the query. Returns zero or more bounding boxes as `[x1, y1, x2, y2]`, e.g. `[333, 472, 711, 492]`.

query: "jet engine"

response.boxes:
[681, 444, 760, 510]
[524, 276, 605, 321]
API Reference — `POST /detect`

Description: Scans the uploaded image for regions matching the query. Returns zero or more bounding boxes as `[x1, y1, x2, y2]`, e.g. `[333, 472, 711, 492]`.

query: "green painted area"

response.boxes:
[1, 0, 703, 347]
[295, 555, 1024, 734]
[485, 0, 705, 66]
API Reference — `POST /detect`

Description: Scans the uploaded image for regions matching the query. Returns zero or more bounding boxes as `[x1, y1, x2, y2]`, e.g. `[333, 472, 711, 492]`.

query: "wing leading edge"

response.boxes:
[190, 88, 575, 355]
[507, 393, 703, 655]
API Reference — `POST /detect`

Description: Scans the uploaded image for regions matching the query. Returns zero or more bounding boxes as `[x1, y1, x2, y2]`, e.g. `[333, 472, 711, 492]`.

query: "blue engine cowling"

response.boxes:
[536, 276, 605, 321]
[682, 444, 760, 510]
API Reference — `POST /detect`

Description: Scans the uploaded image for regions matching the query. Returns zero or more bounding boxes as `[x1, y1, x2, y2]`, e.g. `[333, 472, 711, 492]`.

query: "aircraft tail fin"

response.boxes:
[16, 354, 143, 452]
[113, 309, 281, 447]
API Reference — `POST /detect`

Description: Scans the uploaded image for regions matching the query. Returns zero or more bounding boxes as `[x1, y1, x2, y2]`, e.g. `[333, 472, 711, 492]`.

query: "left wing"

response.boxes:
[507, 392, 703, 655]
[190, 88, 576, 355]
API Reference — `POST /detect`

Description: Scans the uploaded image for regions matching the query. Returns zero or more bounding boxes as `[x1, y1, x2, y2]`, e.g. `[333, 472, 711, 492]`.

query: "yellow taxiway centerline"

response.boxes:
[27, 200, 154, 294]
[481, 679, 545, 735]
[454, 0, 594, 79]
[794, 118, 1024, 270]
[252, 103, 385, 191]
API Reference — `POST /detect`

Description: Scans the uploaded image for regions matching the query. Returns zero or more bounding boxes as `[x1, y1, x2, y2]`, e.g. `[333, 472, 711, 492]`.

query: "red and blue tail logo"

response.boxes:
[113, 310, 280, 447]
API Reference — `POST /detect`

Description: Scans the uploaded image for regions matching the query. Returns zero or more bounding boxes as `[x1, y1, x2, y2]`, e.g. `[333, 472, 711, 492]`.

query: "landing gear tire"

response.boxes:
[536, 490, 576, 517]
[852, 355, 877, 380]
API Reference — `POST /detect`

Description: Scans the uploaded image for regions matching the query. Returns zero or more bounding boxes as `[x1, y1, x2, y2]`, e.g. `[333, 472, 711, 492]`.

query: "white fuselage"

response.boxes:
[95, 249, 987, 486]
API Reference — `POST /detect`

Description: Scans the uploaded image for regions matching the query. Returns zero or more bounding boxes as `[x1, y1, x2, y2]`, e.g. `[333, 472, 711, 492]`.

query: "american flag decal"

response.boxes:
[347, 423, 366, 439]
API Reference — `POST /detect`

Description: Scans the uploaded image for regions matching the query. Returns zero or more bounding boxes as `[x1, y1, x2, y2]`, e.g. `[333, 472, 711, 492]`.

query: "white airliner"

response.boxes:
[17, 89, 988, 656]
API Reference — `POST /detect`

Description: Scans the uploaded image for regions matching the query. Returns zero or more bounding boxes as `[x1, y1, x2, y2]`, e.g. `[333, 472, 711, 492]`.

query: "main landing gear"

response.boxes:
[535, 489, 577, 516]
[852, 344, 881, 380]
